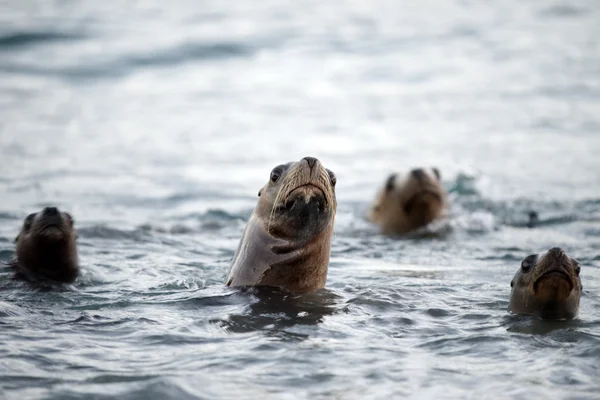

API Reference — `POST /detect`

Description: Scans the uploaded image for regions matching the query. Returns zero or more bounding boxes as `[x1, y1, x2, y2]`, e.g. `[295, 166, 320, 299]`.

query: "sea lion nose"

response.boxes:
[303, 157, 319, 169]
[43, 207, 59, 216]
[411, 168, 426, 181]
[549, 247, 565, 258]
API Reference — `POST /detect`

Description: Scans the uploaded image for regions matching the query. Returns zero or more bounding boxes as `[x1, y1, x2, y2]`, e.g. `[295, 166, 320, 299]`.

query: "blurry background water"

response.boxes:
[1, 0, 599, 398]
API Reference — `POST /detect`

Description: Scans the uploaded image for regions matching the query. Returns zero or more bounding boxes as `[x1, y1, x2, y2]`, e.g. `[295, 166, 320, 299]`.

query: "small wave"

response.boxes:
[127, 41, 251, 68]
[539, 5, 586, 18]
[448, 173, 480, 196]
[0, 250, 15, 262]
[0, 31, 82, 48]
[453, 187, 598, 229]
[77, 226, 153, 241]
[0, 40, 254, 81]
[0, 212, 19, 220]
[136, 209, 247, 235]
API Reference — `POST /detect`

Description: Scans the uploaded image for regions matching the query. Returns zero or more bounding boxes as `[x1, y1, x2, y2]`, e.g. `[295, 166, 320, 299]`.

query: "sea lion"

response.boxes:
[368, 167, 447, 235]
[8, 207, 79, 283]
[509, 247, 582, 320]
[226, 156, 337, 293]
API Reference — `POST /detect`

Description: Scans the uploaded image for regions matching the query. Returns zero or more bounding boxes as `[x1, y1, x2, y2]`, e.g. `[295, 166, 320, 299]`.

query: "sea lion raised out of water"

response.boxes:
[368, 167, 447, 235]
[8, 207, 79, 283]
[226, 156, 337, 293]
[509, 247, 582, 320]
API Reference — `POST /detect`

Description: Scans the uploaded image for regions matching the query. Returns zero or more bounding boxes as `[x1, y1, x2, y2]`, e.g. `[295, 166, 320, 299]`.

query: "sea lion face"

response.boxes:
[509, 248, 582, 320]
[256, 157, 337, 240]
[368, 167, 446, 235]
[15, 207, 79, 283]
[226, 157, 337, 293]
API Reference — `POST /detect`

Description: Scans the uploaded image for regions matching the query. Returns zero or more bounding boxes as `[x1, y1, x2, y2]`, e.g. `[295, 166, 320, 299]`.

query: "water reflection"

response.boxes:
[217, 287, 340, 338]
[504, 314, 584, 335]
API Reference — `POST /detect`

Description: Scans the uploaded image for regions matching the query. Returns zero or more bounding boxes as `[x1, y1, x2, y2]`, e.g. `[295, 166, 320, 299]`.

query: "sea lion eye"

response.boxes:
[270, 169, 281, 183]
[385, 174, 397, 191]
[433, 168, 441, 180]
[521, 255, 535, 273]
[574, 260, 581, 276]
[64, 212, 74, 226]
[327, 169, 336, 187]
[23, 213, 36, 231]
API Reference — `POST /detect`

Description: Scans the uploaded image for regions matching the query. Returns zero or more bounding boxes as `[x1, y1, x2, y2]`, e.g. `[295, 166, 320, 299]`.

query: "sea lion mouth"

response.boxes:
[403, 189, 442, 214]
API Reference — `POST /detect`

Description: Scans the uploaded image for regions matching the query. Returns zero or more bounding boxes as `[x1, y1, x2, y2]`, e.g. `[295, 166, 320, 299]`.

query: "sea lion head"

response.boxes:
[509, 247, 582, 319]
[226, 157, 337, 293]
[14, 207, 79, 283]
[368, 167, 446, 235]
[256, 156, 337, 241]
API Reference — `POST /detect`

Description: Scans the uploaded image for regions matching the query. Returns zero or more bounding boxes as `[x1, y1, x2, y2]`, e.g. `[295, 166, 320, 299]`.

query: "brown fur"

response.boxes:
[226, 157, 336, 293]
[509, 248, 582, 320]
[368, 168, 447, 235]
[11, 207, 79, 284]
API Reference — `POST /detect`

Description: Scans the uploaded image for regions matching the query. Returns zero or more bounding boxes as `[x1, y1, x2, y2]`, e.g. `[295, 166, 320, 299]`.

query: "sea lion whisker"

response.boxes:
[268, 184, 285, 233]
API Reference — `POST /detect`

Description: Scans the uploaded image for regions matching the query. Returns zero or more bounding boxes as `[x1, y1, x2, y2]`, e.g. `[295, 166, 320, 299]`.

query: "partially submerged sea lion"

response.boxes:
[226, 157, 337, 293]
[368, 167, 447, 235]
[9, 207, 79, 283]
[509, 247, 582, 320]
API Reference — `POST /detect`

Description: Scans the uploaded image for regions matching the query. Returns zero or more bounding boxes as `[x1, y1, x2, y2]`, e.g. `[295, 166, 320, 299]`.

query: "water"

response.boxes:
[1, 0, 600, 398]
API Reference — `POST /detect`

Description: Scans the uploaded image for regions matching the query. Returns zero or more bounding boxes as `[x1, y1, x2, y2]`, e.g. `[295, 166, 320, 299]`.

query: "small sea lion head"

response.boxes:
[510, 247, 582, 319]
[16, 207, 76, 243]
[368, 167, 445, 234]
[15, 207, 78, 283]
[256, 156, 337, 240]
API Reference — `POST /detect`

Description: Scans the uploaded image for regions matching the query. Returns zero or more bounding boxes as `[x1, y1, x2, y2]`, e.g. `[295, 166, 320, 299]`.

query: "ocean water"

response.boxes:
[1, 0, 600, 399]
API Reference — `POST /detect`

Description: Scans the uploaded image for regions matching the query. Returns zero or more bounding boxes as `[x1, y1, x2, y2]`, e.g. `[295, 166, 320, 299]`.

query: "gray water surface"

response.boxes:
[1, 1, 600, 399]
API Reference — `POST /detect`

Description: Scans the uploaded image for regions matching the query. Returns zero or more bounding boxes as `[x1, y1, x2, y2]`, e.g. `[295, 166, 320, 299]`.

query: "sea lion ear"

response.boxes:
[258, 189, 262, 197]
[385, 174, 397, 191]
[14, 234, 19, 243]
[65, 213, 75, 228]
[432, 167, 441, 180]
[510, 279, 514, 288]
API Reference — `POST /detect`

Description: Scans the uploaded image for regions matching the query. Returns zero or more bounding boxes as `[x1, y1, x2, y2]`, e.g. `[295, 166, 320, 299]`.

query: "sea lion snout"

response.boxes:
[33, 208, 74, 239]
[532, 248, 578, 299]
